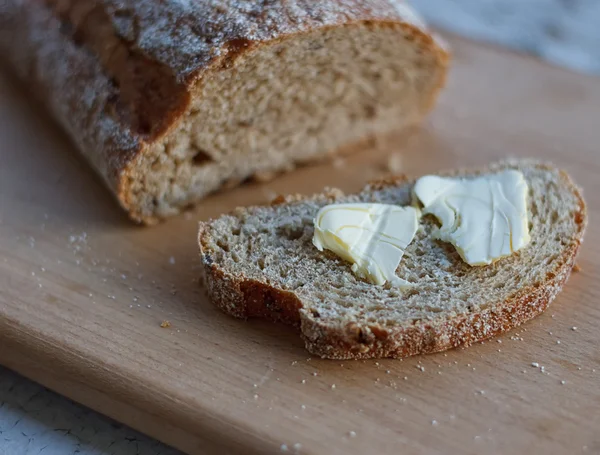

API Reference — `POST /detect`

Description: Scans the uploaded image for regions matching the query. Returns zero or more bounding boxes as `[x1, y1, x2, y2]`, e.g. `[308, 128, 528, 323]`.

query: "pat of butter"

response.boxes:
[312, 203, 419, 286]
[413, 170, 531, 266]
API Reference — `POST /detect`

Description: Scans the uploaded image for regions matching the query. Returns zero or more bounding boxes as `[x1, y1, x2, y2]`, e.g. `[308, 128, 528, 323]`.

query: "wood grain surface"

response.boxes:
[1, 35, 599, 455]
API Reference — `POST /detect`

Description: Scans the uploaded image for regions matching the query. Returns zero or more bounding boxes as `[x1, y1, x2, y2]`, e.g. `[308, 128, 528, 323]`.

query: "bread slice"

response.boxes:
[0, 0, 448, 224]
[198, 160, 587, 359]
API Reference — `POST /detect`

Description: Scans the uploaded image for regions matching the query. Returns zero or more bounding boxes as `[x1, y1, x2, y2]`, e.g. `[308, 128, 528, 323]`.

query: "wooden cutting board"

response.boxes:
[1, 35, 599, 455]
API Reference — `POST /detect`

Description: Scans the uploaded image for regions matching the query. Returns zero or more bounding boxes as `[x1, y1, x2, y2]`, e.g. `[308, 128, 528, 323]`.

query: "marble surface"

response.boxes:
[0, 366, 181, 455]
[1, 1, 599, 454]
[413, 0, 600, 75]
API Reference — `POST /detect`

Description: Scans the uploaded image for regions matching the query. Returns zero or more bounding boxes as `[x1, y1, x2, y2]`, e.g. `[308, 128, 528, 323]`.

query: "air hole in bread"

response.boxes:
[363, 104, 376, 119]
[281, 226, 304, 241]
[258, 257, 266, 270]
[425, 306, 443, 313]
[191, 146, 214, 166]
[216, 239, 230, 252]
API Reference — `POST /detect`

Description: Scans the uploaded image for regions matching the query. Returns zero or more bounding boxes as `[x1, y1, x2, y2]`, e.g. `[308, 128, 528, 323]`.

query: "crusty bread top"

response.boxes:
[199, 160, 587, 359]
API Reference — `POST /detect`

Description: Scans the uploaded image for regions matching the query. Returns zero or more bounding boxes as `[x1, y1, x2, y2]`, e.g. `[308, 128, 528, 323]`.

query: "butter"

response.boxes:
[312, 203, 419, 286]
[413, 170, 531, 266]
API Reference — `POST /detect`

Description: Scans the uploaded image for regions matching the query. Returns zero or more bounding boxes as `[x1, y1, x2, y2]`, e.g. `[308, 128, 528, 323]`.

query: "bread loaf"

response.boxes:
[0, 1, 449, 223]
[198, 160, 587, 359]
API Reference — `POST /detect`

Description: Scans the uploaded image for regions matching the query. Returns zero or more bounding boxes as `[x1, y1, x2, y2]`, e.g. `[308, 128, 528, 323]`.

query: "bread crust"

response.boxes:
[0, 0, 448, 223]
[198, 162, 587, 359]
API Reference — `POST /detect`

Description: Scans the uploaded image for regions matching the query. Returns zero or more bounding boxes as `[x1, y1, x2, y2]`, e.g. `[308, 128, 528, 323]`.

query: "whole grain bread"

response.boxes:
[0, 0, 448, 223]
[198, 160, 587, 359]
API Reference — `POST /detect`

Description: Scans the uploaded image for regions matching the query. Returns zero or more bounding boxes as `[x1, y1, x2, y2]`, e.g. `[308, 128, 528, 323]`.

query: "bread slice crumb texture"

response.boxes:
[199, 160, 587, 359]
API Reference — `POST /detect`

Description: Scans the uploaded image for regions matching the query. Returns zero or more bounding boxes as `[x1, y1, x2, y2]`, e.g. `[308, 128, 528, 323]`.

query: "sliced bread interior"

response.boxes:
[131, 19, 449, 221]
[198, 160, 587, 359]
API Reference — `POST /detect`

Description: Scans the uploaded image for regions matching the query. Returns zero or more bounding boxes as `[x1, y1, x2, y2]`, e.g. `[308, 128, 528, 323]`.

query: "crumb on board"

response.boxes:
[572, 263, 582, 272]
[160, 320, 171, 328]
[332, 157, 346, 169]
[386, 152, 403, 174]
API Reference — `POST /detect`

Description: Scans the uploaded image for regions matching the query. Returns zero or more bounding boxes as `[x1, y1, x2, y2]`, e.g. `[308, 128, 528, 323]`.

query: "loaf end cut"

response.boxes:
[0, 1, 449, 223]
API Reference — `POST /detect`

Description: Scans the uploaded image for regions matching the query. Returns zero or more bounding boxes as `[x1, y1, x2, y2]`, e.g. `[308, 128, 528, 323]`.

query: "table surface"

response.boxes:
[1, 35, 600, 455]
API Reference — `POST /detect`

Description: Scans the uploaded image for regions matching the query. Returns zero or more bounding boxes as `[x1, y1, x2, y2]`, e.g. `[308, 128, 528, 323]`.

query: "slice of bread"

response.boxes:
[1, 1, 448, 223]
[198, 160, 587, 359]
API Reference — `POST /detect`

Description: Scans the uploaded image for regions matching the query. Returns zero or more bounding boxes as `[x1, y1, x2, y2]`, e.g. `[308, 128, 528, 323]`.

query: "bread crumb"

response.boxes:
[312, 372, 318, 376]
[431, 420, 438, 426]
[301, 405, 306, 410]
[557, 340, 561, 344]
[270, 195, 286, 205]
[417, 365, 425, 372]
[169, 256, 176, 265]
[332, 157, 346, 169]
[331, 384, 336, 389]
[263, 189, 278, 202]
[531, 362, 540, 368]
[386, 153, 403, 174]
[571, 326, 578, 331]
[160, 320, 171, 328]
[254, 394, 259, 400]
[572, 263, 582, 272]
[293, 443, 302, 451]
[561, 380, 566, 385]
[348, 431, 357, 438]
[280, 444, 288, 452]
[301, 379, 306, 384]
[253, 170, 276, 182]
